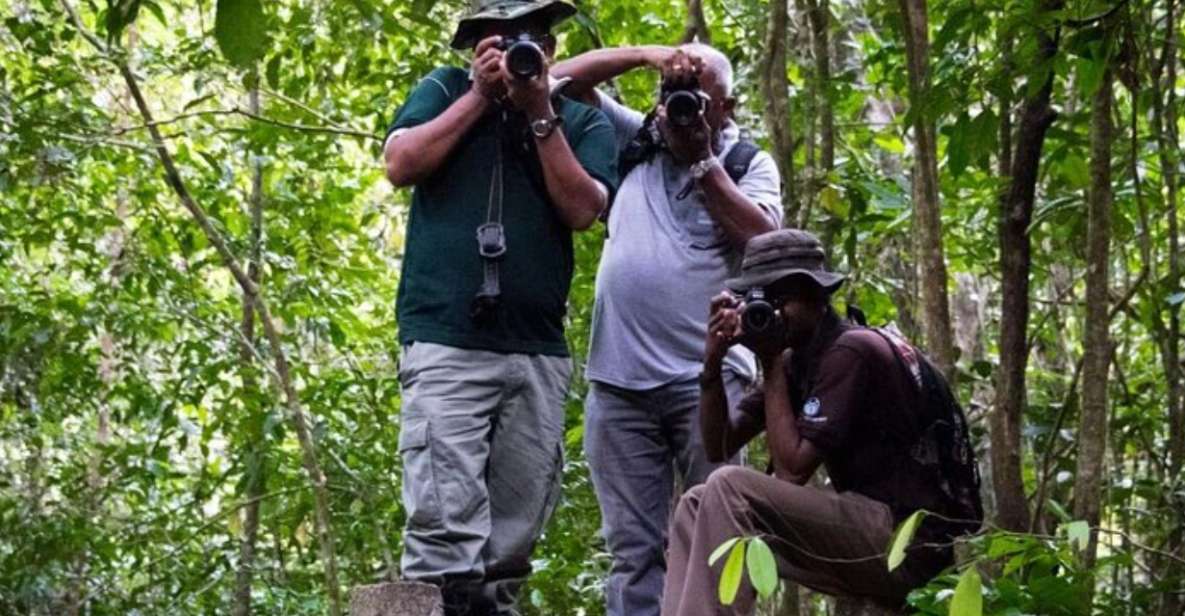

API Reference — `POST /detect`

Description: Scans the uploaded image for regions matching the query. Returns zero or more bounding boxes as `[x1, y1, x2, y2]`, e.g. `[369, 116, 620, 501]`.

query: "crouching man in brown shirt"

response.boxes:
[661, 229, 981, 615]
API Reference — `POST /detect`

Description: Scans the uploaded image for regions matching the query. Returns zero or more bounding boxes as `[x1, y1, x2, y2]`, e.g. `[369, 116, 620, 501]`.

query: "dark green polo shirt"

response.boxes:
[389, 66, 618, 356]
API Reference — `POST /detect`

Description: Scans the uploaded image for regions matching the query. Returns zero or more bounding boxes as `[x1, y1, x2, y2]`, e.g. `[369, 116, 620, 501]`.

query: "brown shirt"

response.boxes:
[735, 311, 951, 525]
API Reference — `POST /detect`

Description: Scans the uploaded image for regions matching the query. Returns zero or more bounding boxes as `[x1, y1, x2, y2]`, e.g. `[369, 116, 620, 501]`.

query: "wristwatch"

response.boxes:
[530, 115, 565, 140]
[690, 155, 720, 181]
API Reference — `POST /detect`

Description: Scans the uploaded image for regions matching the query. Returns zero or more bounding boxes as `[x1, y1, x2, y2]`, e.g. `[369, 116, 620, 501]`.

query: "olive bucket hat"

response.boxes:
[450, 0, 578, 49]
[725, 229, 847, 294]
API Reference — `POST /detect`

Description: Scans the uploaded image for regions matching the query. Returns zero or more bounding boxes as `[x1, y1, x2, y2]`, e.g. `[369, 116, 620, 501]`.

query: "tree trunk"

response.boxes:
[1151, 1, 1183, 612]
[992, 0, 1062, 533]
[895, 0, 955, 378]
[806, 0, 834, 174]
[1072, 60, 1114, 579]
[759, 0, 799, 225]
[681, 0, 711, 44]
[232, 82, 268, 616]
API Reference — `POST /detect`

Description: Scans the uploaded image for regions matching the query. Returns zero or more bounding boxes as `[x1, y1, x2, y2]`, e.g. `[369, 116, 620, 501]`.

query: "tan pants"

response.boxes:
[661, 466, 947, 615]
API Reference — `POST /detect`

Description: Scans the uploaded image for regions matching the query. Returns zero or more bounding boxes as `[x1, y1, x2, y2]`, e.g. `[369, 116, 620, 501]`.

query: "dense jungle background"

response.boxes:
[1, 0, 1183, 614]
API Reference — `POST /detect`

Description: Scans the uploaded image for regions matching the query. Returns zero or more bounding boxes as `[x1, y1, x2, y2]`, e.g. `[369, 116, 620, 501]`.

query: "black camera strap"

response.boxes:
[471, 115, 507, 324]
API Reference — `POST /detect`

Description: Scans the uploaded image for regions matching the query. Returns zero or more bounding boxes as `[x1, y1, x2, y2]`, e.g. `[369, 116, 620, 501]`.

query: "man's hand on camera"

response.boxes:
[657, 49, 711, 163]
[659, 48, 704, 85]
[502, 57, 552, 119]
[473, 36, 506, 102]
[705, 291, 742, 368]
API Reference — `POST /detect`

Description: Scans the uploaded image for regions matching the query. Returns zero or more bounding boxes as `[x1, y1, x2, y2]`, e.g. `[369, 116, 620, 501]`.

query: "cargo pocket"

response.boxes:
[398, 419, 442, 527]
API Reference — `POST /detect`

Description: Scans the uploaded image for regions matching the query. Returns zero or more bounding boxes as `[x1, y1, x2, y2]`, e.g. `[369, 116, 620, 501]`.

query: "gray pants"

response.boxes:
[398, 342, 572, 615]
[585, 376, 747, 616]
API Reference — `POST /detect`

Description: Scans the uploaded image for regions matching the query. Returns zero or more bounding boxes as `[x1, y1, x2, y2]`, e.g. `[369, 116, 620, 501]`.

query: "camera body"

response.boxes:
[739, 287, 779, 338]
[661, 75, 707, 127]
[498, 34, 546, 80]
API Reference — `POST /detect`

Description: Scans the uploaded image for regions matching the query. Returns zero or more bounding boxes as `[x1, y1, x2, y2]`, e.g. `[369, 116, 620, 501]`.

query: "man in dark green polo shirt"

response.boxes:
[383, 1, 617, 614]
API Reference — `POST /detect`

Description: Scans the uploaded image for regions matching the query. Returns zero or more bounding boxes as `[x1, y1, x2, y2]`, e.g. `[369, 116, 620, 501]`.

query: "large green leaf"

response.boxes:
[745, 536, 778, 599]
[214, 0, 269, 68]
[949, 568, 983, 616]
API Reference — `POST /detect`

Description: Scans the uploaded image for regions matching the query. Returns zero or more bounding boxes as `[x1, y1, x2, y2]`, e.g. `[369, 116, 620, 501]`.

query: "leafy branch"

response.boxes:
[57, 2, 344, 614]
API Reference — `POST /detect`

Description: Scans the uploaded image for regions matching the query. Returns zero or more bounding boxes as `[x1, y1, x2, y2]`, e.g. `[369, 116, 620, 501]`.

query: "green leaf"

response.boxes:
[874, 133, 905, 154]
[950, 568, 983, 616]
[215, 0, 270, 68]
[746, 537, 778, 599]
[709, 536, 741, 567]
[719, 540, 746, 605]
[1062, 520, 1091, 552]
[887, 510, 926, 571]
[820, 186, 848, 219]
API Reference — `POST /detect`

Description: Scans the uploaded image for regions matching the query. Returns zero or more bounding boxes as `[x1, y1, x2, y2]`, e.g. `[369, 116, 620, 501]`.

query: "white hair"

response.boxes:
[679, 43, 733, 96]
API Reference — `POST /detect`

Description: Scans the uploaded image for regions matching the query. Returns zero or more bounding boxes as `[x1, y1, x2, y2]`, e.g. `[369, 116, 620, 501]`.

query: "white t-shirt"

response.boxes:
[586, 92, 783, 389]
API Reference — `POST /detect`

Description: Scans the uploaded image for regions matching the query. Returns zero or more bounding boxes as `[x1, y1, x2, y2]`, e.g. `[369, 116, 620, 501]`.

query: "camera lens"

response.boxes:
[740, 288, 778, 335]
[665, 90, 701, 127]
[741, 301, 776, 334]
[506, 40, 544, 80]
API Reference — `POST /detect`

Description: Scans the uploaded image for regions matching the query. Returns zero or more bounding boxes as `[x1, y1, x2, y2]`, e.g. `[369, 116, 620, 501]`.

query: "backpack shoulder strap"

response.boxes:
[722, 140, 760, 184]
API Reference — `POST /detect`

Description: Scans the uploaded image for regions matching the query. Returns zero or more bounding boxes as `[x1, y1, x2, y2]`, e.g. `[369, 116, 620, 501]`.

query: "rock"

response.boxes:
[833, 595, 904, 616]
[349, 581, 444, 616]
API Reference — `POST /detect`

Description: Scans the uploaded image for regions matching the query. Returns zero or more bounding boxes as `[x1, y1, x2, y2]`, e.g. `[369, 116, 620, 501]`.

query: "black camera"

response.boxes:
[739, 287, 779, 337]
[661, 76, 707, 128]
[499, 34, 545, 80]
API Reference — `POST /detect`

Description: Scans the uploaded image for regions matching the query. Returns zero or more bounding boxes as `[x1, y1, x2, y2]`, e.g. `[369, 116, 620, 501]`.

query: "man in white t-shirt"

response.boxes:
[553, 45, 782, 616]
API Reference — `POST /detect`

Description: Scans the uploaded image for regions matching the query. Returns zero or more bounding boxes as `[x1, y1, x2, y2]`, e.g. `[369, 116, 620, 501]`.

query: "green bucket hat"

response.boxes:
[451, 0, 577, 49]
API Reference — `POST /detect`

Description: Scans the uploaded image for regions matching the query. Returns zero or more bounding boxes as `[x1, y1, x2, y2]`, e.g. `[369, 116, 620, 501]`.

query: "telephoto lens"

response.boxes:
[664, 90, 702, 127]
[740, 287, 778, 336]
[503, 35, 545, 80]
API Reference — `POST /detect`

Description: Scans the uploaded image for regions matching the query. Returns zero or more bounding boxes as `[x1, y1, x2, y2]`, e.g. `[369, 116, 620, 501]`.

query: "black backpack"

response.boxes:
[852, 311, 984, 537]
[600, 113, 760, 234]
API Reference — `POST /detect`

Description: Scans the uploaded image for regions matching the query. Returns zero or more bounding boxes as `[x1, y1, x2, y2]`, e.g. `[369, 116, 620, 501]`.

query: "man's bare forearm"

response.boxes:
[761, 354, 819, 484]
[699, 358, 739, 463]
[533, 125, 606, 229]
[699, 165, 778, 248]
[551, 46, 672, 102]
[384, 90, 488, 187]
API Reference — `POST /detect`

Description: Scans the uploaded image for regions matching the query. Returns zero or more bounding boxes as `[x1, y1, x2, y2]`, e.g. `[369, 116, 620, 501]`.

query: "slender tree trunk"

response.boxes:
[232, 83, 267, 616]
[895, 0, 955, 378]
[760, 0, 798, 225]
[992, 0, 1062, 533]
[1151, 1, 1183, 612]
[1072, 59, 1114, 580]
[806, 0, 833, 173]
[681, 0, 711, 43]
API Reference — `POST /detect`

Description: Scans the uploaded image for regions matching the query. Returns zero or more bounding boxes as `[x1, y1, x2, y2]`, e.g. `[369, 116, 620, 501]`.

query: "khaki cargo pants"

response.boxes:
[397, 342, 571, 615]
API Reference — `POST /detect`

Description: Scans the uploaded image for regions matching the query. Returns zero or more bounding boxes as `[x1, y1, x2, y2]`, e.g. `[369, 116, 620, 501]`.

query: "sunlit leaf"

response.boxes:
[719, 540, 746, 605]
[887, 510, 926, 571]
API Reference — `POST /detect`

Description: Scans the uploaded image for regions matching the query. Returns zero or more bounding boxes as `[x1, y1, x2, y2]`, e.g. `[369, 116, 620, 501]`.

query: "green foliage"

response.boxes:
[214, 0, 270, 68]
[1, 0, 1182, 614]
